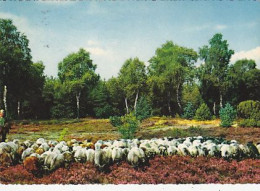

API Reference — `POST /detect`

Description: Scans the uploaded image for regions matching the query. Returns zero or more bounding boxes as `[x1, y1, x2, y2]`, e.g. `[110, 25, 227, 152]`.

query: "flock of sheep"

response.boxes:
[0, 136, 260, 174]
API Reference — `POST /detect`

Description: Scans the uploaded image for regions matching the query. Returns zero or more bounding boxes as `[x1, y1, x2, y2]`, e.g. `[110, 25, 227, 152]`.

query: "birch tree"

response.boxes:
[58, 48, 99, 119]
[118, 58, 147, 114]
[198, 33, 234, 112]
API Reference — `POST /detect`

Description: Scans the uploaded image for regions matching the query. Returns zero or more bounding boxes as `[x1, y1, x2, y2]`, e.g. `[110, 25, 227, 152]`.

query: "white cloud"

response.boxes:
[214, 24, 227, 30]
[231, 46, 260, 68]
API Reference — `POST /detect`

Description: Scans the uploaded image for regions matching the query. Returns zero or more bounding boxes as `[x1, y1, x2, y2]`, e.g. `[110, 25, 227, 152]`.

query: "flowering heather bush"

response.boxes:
[1, 156, 260, 184]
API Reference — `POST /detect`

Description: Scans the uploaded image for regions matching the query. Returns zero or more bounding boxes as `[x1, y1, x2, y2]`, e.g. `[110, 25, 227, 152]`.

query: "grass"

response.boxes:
[6, 116, 260, 144]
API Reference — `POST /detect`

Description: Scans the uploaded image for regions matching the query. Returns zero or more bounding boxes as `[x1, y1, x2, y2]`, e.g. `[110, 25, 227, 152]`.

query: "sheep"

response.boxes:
[112, 147, 123, 163]
[127, 147, 146, 168]
[206, 143, 220, 157]
[31, 143, 39, 151]
[177, 144, 190, 156]
[23, 156, 41, 175]
[36, 138, 46, 145]
[0, 142, 12, 154]
[0, 152, 13, 166]
[188, 145, 199, 157]
[43, 152, 64, 172]
[74, 148, 87, 163]
[48, 140, 58, 147]
[167, 146, 178, 156]
[86, 149, 95, 163]
[23, 140, 33, 148]
[246, 142, 259, 158]
[256, 144, 260, 155]
[63, 151, 74, 168]
[94, 147, 110, 171]
[35, 148, 45, 155]
[21, 148, 35, 161]
[39, 142, 50, 152]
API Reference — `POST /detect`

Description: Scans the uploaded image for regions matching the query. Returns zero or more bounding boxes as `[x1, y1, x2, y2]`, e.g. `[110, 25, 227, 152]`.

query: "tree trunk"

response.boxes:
[220, 91, 223, 109]
[76, 91, 81, 119]
[134, 90, 139, 113]
[17, 101, 20, 119]
[213, 102, 216, 115]
[3, 85, 7, 118]
[167, 92, 172, 115]
[0, 82, 3, 109]
[176, 83, 182, 112]
[125, 97, 129, 114]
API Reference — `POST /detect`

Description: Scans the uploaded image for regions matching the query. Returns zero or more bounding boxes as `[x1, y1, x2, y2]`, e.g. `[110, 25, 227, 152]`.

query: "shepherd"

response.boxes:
[0, 109, 11, 142]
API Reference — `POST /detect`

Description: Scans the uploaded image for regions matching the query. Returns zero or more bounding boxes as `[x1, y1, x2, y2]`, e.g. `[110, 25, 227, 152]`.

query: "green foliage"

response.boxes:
[194, 103, 212, 121]
[182, 102, 195, 119]
[58, 128, 69, 142]
[166, 128, 188, 138]
[110, 113, 139, 139]
[188, 125, 203, 134]
[148, 41, 198, 115]
[239, 119, 259, 128]
[237, 100, 260, 120]
[109, 116, 123, 127]
[198, 33, 234, 111]
[182, 83, 202, 109]
[219, 103, 237, 127]
[135, 97, 152, 121]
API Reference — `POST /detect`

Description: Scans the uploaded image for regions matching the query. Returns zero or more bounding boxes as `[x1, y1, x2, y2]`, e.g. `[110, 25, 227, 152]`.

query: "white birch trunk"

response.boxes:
[76, 91, 81, 119]
[17, 101, 20, 119]
[125, 97, 129, 114]
[3, 85, 7, 118]
[134, 91, 139, 113]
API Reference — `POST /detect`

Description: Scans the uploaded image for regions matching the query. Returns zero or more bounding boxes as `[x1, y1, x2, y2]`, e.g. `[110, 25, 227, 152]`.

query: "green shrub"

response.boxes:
[194, 103, 212, 121]
[182, 102, 195, 120]
[188, 125, 203, 134]
[58, 128, 69, 141]
[237, 100, 260, 120]
[239, 119, 259, 127]
[135, 97, 152, 121]
[219, 103, 237, 127]
[94, 104, 119, 119]
[166, 128, 188, 138]
[109, 116, 123, 127]
[118, 113, 139, 139]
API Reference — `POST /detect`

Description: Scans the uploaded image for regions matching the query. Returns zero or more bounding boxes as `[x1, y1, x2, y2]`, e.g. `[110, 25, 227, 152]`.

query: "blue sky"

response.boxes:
[0, 1, 259, 79]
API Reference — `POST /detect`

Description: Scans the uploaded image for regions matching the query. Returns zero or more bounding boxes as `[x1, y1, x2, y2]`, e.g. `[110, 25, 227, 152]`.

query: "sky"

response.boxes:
[0, 0, 259, 79]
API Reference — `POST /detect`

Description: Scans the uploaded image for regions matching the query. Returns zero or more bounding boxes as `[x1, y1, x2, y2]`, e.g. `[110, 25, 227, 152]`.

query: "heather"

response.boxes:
[0, 156, 259, 184]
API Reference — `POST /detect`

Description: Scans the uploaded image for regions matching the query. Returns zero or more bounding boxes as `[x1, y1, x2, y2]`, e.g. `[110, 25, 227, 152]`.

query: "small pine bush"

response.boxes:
[194, 103, 212, 121]
[110, 113, 139, 139]
[182, 102, 195, 120]
[118, 113, 139, 139]
[219, 103, 237, 127]
[135, 97, 152, 121]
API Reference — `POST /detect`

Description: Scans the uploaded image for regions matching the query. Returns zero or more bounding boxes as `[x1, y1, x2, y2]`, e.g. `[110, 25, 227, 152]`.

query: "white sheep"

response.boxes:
[256, 144, 260, 155]
[23, 140, 33, 148]
[177, 144, 190, 156]
[39, 142, 50, 152]
[36, 138, 46, 145]
[86, 149, 95, 163]
[127, 147, 146, 167]
[94, 147, 110, 170]
[167, 146, 178, 156]
[21, 148, 35, 161]
[188, 145, 199, 157]
[112, 147, 123, 162]
[43, 152, 64, 171]
[74, 148, 87, 163]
